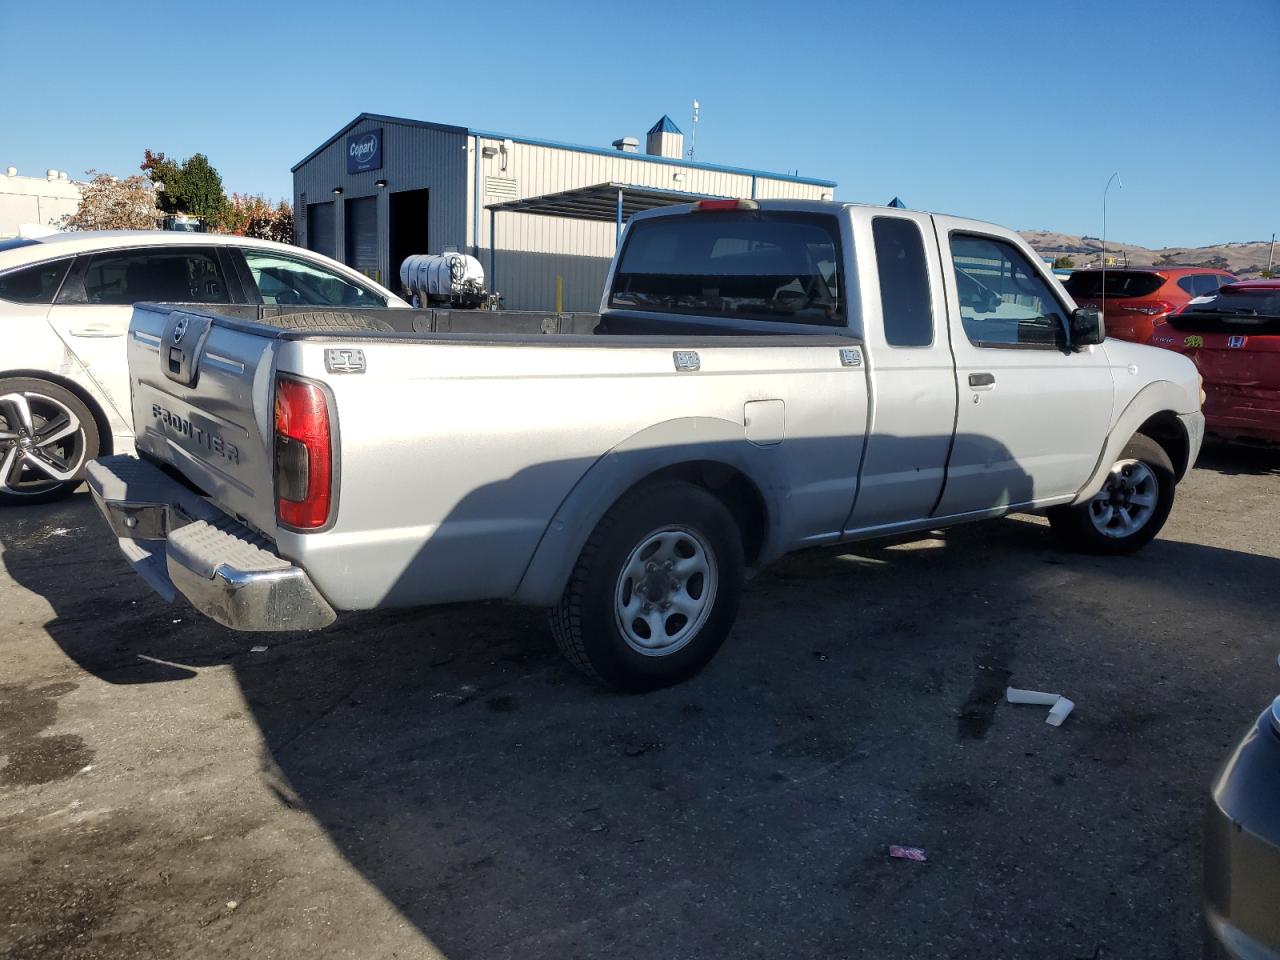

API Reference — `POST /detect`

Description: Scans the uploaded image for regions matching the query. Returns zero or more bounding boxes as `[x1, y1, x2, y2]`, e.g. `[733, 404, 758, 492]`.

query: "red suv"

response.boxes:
[1154, 280, 1280, 443]
[1064, 266, 1236, 343]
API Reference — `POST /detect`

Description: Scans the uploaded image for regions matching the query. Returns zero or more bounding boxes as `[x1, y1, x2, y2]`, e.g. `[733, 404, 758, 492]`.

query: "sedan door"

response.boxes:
[45, 245, 239, 421]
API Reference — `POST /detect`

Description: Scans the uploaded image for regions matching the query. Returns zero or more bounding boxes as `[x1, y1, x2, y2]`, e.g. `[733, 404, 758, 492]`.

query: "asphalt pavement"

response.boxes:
[2, 442, 1278, 959]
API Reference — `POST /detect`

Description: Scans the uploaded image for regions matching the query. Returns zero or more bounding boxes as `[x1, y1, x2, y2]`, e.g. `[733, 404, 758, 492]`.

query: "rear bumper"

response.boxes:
[1203, 707, 1280, 959]
[86, 455, 336, 632]
[1204, 386, 1280, 444]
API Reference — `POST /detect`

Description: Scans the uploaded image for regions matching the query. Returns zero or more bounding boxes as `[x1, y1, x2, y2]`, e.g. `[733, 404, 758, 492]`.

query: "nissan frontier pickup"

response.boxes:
[85, 200, 1205, 690]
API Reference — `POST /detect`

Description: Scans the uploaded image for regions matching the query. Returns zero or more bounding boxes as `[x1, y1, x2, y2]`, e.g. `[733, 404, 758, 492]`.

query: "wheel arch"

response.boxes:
[1072, 381, 1194, 505]
[513, 417, 784, 606]
[0, 368, 114, 457]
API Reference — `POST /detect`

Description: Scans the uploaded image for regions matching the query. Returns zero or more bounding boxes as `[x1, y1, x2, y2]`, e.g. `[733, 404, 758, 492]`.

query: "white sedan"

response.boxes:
[0, 231, 407, 503]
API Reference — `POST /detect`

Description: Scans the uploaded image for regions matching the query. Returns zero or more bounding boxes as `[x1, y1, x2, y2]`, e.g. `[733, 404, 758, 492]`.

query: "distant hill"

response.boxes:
[1021, 230, 1275, 277]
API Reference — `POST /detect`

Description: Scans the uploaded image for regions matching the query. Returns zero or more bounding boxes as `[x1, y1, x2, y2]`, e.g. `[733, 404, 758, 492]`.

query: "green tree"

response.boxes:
[141, 149, 227, 221]
[1053, 255, 1075, 269]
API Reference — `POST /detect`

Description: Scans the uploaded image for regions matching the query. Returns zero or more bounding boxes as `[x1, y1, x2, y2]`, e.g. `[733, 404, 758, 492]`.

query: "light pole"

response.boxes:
[1102, 172, 1122, 304]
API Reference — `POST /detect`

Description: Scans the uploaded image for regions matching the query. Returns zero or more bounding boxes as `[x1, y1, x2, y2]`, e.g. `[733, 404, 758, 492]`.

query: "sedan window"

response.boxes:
[0, 258, 73, 304]
[241, 250, 384, 307]
[67, 248, 229, 305]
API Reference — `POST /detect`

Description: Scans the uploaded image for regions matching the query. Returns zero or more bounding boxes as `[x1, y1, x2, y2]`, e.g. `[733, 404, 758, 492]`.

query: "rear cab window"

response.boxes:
[0, 257, 73, 303]
[608, 210, 844, 327]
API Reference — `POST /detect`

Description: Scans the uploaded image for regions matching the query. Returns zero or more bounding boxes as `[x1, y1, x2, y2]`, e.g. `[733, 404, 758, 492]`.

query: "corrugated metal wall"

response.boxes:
[293, 116, 834, 312]
[293, 118, 468, 289]
[470, 136, 834, 311]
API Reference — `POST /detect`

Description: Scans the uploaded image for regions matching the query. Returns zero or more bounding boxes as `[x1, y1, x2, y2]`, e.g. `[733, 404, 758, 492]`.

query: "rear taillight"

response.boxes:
[1119, 301, 1172, 316]
[274, 376, 333, 530]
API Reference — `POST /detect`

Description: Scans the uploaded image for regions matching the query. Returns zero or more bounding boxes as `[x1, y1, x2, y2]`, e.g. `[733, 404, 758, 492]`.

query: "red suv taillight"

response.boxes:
[274, 376, 333, 530]
[1118, 301, 1173, 316]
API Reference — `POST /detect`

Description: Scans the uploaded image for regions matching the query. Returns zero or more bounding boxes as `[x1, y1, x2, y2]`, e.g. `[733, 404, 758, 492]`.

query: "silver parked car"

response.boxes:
[1204, 694, 1280, 959]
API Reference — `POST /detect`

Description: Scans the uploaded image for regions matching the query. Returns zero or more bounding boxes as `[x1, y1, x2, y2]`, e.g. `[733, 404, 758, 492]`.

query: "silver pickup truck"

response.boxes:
[87, 199, 1204, 690]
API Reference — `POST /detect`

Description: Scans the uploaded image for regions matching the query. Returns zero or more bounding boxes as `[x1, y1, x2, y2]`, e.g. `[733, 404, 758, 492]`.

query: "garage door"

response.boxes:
[345, 196, 378, 280]
[306, 202, 335, 260]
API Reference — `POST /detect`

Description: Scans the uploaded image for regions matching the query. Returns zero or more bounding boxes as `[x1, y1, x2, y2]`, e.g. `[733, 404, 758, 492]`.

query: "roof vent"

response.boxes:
[646, 115, 684, 159]
[611, 136, 639, 153]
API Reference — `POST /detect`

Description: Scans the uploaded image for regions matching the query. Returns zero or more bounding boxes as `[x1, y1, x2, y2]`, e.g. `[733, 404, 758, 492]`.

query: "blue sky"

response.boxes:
[2, 0, 1276, 248]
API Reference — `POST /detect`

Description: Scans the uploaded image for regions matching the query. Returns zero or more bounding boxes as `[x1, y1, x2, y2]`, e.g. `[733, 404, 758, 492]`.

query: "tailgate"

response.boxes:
[128, 304, 280, 538]
[1180, 333, 1280, 435]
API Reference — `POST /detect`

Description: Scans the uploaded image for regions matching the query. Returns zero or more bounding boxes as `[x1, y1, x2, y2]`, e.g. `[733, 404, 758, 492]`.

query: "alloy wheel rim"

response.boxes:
[1087, 458, 1157, 538]
[614, 525, 718, 657]
[0, 392, 86, 497]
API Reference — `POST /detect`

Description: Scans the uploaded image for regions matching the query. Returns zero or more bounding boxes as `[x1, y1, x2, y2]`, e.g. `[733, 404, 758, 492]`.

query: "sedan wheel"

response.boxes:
[0, 380, 99, 505]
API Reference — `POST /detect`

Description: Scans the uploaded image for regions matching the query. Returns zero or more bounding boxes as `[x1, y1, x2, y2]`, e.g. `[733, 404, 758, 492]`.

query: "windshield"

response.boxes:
[1064, 270, 1164, 299]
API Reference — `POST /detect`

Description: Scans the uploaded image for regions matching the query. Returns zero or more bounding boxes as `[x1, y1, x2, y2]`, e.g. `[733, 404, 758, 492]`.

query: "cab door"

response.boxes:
[843, 208, 959, 533]
[46, 246, 237, 422]
[931, 217, 1113, 516]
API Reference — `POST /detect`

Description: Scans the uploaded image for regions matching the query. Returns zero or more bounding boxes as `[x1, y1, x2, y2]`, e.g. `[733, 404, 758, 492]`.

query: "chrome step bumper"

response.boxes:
[87, 455, 336, 632]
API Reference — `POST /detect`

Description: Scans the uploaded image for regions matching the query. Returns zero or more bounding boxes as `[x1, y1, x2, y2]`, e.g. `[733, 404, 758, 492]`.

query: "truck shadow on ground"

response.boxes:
[4, 475, 1280, 959]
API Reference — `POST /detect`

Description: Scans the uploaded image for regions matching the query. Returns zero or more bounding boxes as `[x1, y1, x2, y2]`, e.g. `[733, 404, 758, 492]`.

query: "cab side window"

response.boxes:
[62, 248, 228, 305]
[872, 217, 933, 347]
[0, 258, 73, 304]
[241, 250, 384, 307]
[950, 234, 1067, 348]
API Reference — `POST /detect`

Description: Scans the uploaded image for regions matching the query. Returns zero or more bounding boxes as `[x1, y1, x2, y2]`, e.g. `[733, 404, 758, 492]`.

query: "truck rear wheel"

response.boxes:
[549, 481, 744, 692]
[1048, 433, 1175, 555]
[0, 377, 100, 506]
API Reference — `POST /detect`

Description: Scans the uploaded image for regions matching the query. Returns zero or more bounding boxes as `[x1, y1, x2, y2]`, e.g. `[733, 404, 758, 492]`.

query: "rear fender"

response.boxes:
[513, 417, 785, 606]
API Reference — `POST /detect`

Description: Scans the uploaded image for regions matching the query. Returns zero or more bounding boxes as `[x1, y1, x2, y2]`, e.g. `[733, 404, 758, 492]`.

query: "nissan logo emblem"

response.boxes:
[172, 316, 189, 344]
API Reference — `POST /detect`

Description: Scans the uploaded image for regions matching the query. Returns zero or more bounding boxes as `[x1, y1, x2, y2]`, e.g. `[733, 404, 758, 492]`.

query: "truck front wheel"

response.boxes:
[549, 481, 745, 692]
[1048, 433, 1175, 555]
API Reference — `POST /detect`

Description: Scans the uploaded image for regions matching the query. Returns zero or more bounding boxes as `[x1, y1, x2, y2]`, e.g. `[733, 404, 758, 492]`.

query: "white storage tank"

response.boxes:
[400, 253, 488, 306]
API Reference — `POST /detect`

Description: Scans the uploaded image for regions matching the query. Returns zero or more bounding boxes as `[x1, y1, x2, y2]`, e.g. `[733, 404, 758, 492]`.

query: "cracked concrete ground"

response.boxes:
[2, 442, 1278, 959]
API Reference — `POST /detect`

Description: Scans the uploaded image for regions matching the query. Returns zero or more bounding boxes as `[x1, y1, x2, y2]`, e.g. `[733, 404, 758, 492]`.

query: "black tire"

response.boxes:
[549, 481, 745, 692]
[1048, 433, 1175, 555]
[0, 377, 101, 506]
[262, 311, 394, 333]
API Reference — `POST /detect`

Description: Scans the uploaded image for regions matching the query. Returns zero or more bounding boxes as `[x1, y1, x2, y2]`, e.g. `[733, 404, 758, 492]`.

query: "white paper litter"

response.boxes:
[1007, 687, 1074, 726]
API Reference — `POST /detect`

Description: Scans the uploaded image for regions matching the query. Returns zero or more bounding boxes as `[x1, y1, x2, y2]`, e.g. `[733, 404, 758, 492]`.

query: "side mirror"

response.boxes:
[1070, 306, 1105, 348]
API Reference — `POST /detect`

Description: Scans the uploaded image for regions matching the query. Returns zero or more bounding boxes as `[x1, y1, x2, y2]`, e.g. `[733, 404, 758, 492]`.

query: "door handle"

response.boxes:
[969, 372, 995, 389]
[70, 323, 122, 338]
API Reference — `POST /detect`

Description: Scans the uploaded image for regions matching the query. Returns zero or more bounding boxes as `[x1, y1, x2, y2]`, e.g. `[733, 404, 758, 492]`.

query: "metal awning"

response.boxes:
[485, 181, 725, 223]
[483, 182, 731, 298]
